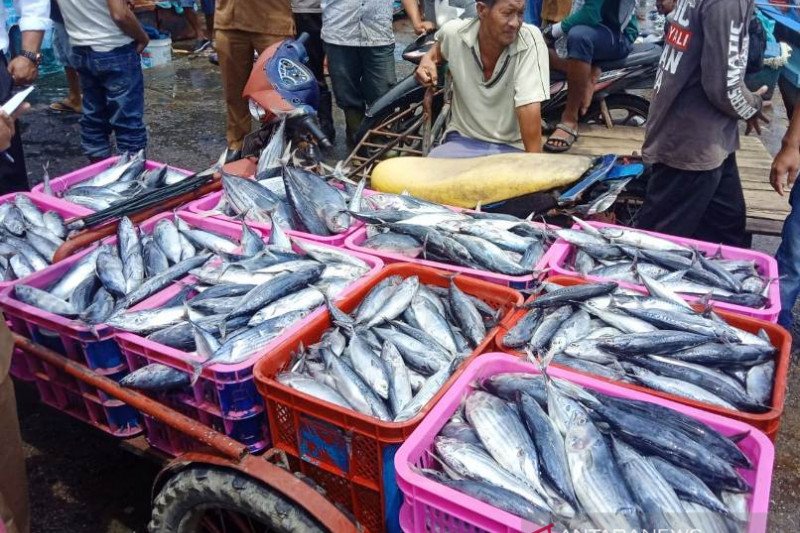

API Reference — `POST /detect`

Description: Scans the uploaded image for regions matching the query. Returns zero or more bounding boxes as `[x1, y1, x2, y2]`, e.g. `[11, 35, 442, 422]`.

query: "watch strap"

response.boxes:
[19, 50, 42, 66]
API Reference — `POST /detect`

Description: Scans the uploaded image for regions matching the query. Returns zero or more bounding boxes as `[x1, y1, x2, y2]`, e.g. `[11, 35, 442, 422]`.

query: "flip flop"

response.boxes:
[544, 123, 579, 153]
[49, 101, 81, 113]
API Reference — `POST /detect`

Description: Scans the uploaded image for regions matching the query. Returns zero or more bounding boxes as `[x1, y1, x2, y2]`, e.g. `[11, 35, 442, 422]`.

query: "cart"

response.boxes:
[13, 334, 360, 533]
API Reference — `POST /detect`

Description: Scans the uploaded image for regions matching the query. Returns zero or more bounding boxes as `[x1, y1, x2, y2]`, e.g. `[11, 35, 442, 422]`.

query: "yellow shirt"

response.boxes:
[436, 18, 550, 149]
[215, 0, 295, 36]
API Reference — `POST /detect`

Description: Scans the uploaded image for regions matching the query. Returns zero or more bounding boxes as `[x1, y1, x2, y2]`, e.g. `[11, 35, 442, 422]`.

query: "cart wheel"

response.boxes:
[149, 466, 327, 533]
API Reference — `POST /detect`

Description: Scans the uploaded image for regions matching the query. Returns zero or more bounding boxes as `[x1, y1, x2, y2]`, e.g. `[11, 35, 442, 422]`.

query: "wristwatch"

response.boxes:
[19, 50, 42, 67]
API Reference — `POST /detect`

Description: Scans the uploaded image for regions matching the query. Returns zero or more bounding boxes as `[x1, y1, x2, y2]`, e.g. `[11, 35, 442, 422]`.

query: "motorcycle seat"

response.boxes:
[594, 42, 663, 71]
[549, 42, 661, 82]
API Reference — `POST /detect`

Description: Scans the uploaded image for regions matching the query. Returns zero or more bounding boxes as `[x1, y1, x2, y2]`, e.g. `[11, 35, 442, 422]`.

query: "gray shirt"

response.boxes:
[642, 0, 762, 171]
[321, 0, 394, 47]
[292, 0, 321, 13]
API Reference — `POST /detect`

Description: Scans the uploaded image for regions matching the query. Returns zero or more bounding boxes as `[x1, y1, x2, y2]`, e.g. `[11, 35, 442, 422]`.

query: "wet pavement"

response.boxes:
[11, 19, 800, 533]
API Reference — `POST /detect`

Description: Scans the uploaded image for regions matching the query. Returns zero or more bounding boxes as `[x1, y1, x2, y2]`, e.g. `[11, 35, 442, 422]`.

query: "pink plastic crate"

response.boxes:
[548, 221, 781, 322]
[31, 156, 194, 211]
[345, 219, 556, 289]
[114, 219, 383, 419]
[395, 353, 774, 533]
[184, 189, 364, 247]
[0, 191, 91, 291]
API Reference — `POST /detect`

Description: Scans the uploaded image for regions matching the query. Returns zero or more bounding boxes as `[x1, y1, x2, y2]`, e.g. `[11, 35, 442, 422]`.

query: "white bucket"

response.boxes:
[141, 38, 172, 69]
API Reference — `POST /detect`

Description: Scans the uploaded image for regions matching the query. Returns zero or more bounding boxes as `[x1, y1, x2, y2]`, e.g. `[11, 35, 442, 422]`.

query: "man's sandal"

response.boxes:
[544, 123, 579, 153]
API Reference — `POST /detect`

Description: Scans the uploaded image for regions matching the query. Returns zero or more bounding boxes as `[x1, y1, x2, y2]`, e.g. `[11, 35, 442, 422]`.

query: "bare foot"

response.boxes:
[580, 66, 603, 115]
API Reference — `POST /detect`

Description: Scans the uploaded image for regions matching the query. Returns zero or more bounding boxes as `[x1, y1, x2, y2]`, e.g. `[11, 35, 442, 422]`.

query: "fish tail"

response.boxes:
[189, 361, 204, 385]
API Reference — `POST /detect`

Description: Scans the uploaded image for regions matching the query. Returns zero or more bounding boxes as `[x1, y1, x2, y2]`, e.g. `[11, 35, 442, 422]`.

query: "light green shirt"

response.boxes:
[436, 18, 550, 149]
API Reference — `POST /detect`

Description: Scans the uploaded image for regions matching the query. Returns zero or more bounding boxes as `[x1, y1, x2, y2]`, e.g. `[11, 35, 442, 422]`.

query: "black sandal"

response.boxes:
[544, 123, 579, 153]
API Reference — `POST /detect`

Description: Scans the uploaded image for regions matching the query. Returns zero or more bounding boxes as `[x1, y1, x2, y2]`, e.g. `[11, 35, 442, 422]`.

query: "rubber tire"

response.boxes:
[148, 466, 327, 533]
[583, 93, 651, 127]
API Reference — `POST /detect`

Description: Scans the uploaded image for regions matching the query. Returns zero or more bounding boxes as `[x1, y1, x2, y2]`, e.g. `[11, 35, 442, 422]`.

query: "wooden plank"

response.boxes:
[746, 217, 785, 236]
[571, 125, 789, 234]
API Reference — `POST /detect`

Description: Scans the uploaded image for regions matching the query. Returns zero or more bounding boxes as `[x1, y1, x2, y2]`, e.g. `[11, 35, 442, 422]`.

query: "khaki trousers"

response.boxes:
[0, 320, 28, 533]
[215, 29, 287, 150]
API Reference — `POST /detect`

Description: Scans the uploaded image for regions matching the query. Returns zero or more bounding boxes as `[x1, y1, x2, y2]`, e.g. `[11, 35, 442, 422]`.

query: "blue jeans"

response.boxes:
[70, 43, 147, 159]
[323, 43, 396, 111]
[429, 131, 522, 158]
[566, 24, 632, 64]
[776, 182, 800, 328]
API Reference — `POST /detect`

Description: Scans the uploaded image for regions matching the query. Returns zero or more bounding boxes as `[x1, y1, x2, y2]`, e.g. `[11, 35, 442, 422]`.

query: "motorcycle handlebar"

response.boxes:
[296, 32, 310, 45]
[298, 114, 333, 149]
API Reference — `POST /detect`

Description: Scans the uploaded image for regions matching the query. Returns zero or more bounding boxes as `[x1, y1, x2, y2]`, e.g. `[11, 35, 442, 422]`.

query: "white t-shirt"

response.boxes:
[437, 18, 550, 149]
[56, 0, 133, 52]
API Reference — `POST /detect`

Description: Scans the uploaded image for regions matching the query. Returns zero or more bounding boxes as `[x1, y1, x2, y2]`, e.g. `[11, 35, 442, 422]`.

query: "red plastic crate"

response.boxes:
[253, 264, 523, 533]
[496, 275, 792, 440]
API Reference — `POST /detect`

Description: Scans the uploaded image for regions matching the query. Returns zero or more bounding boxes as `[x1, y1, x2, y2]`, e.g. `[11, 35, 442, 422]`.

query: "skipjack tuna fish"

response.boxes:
[559, 219, 772, 309]
[502, 281, 776, 414]
[424, 369, 753, 533]
[277, 275, 501, 422]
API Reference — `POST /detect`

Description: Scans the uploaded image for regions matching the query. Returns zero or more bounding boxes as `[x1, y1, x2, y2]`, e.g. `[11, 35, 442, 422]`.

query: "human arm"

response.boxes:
[8, 0, 50, 84]
[415, 40, 443, 87]
[770, 105, 800, 196]
[517, 103, 542, 152]
[402, 0, 435, 34]
[107, 0, 149, 53]
[699, 0, 763, 122]
[514, 27, 550, 151]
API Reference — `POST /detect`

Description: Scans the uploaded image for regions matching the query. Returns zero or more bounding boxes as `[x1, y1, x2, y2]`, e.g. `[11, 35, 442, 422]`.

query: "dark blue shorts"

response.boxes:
[566, 24, 631, 64]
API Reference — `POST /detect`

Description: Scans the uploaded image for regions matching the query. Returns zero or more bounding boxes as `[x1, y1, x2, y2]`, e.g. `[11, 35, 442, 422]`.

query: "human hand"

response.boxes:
[7, 56, 38, 85]
[415, 55, 438, 87]
[745, 86, 770, 136]
[135, 36, 150, 54]
[414, 20, 436, 35]
[770, 141, 800, 196]
[0, 103, 25, 152]
[0, 112, 15, 151]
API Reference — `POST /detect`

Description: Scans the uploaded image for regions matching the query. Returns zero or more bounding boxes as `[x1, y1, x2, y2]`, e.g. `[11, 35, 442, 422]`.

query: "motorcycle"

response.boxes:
[355, 31, 662, 145]
[240, 33, 332, 164]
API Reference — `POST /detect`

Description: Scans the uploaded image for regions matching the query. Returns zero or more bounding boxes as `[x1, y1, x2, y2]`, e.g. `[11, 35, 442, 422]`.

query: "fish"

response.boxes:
[120, 364, 190, 391]
[277, 371, 353, 409]
[560, 220, 770, 309]
[95, 250, 130, 298]
[15, 285, 78, 316]
[283, 166, 350, 235]
[434, 437, 553, 512]
[106, 306, 187, 334]
[517, 393, 577, 509]
[649, 456, 732, 516]
[381, 340, 413, 414]
[449, 280, 486, 348]
[565, 417, 642, 531]
[360, 232, 422, 258]
[612, 439, 694, 531]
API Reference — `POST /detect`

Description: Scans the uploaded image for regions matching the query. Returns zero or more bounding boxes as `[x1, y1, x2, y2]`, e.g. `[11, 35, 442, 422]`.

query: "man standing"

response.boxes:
[57, 0, 149, 161]
[637, 0, 766, 247]
[770, 105, 800, 328]
[292, 0, 334, 140]
[0, 0, 50, 194]
[322, 0, 433, 147]
[48, 0, 82, 114]
[215, 0, 295, 160]
[416, 0, 549, 157]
